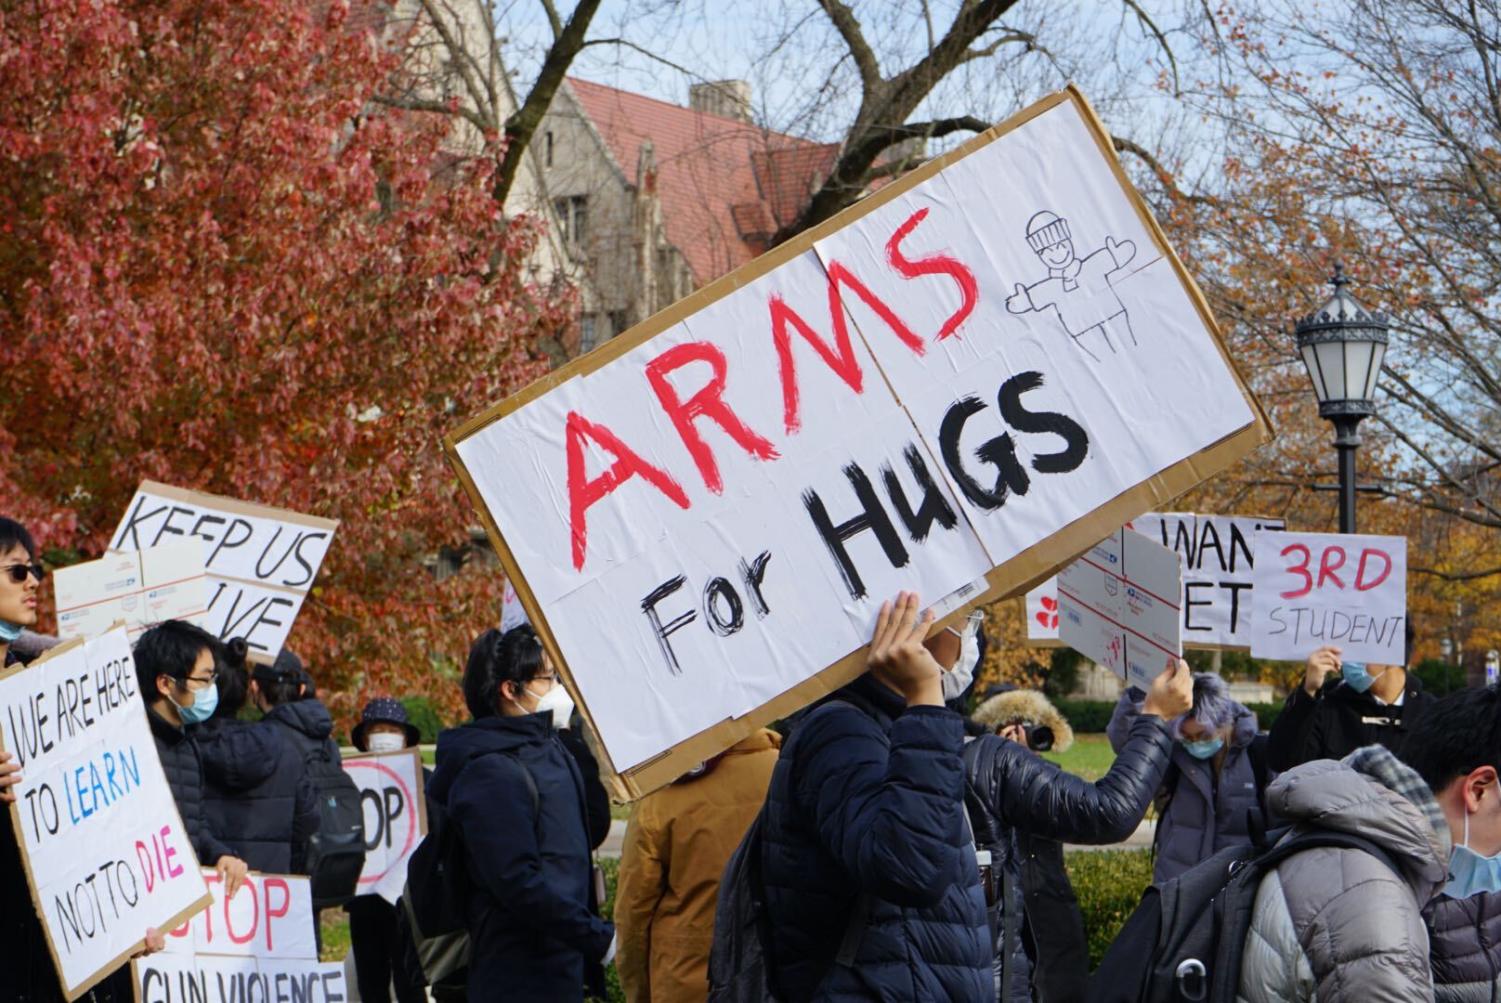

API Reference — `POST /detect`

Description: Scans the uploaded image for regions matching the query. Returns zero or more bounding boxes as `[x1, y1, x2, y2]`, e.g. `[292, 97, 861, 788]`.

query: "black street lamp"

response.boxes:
[1295, 264, 1390, 533]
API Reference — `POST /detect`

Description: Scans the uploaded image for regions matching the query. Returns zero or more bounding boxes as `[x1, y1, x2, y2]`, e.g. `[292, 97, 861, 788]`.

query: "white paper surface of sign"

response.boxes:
[139, 869, 344, 1001]
[343, 750, 426, 905]
[53, 541, 209, 643]
[107, 483, 338, 659]
[0, 628, 209, 998]
[1250, 531, 1407, 664]
[1057, 529, 1183, 690]
[1026, 512, 1285, 648]
[454, 96, 1255, 772]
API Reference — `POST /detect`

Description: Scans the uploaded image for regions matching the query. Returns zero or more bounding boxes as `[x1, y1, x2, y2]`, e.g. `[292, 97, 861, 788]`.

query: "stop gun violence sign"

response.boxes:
[446, 87, 1272, 797]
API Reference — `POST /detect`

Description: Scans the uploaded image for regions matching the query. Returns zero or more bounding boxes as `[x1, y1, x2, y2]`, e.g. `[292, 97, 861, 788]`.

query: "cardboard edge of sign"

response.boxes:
[441, 85, 1274, 802]
[0, 631, 214, 1002]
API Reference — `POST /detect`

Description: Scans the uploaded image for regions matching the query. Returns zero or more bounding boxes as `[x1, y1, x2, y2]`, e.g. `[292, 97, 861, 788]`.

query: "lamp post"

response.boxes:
[1295, 264, 1390, 533]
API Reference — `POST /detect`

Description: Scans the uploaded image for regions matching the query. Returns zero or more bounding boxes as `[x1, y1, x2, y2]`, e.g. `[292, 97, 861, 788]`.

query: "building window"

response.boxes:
[580, 314, 598, 352]
[553, 195, 588, 246]
[545, 131, 554, 167]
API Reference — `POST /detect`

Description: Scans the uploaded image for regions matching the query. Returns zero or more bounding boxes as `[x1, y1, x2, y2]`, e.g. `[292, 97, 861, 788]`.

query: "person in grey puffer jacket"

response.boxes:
[1108, 673, 1265, 883]
[1235, 743, 1449, 1002]
[1426, 893, 1501, 1003]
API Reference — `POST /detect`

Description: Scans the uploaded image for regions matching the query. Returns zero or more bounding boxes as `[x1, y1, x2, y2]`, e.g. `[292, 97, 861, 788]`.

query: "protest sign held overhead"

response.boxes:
[446, 86, 1271, 797]
[1057, 528, 1183, 690]
[1251, 530, 1407, 664]
[54, 541, 209, 643]
[1026, 512, 1285, 649]
[0, 627, 210, 999]
[136, 869, 347, 1002]
[108, 482, 339, 660]
[342, 749, 426, 904]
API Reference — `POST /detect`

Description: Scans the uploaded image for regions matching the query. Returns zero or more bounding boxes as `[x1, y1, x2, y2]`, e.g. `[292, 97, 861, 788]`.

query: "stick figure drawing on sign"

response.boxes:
[1005, 210, 1138, 360]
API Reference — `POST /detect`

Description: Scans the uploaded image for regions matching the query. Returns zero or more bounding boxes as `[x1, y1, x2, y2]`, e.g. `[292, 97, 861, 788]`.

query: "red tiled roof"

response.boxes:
[567, 77, 837, 284]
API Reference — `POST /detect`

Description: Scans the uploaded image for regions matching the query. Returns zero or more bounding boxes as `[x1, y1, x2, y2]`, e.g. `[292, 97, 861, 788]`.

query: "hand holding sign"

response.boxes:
[1141, 659, 1193, 719]
[867, 592, 944, 708]
[1303, 645, 1343, 696]
[0, 747, 19, 803]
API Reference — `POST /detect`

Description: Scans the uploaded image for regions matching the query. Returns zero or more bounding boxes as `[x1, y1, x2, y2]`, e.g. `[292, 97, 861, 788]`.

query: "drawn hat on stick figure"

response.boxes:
[1025, 210, 1075, 267]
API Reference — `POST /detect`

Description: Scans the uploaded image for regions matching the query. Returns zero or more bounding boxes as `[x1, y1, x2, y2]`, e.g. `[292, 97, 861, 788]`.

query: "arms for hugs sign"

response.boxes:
[447, 87, 1271, 796]
[0, 628, 210, 999]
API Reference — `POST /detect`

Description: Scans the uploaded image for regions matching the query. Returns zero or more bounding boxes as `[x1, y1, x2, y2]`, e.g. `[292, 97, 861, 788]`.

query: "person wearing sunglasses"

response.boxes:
[133, 620, 249, 901]
[0, 517, 166, 1002]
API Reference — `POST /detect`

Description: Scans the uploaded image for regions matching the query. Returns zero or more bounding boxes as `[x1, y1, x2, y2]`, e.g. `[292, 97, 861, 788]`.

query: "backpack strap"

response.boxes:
[1251, 828, 1403, 882]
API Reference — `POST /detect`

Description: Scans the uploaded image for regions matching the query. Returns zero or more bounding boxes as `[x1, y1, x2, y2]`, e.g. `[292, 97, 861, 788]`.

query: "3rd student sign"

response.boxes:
[447, 87, 1271, 797]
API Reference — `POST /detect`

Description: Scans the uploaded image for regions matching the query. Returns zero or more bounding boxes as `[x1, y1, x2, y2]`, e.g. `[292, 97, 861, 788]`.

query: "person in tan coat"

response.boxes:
[614, 728, 781, 1003]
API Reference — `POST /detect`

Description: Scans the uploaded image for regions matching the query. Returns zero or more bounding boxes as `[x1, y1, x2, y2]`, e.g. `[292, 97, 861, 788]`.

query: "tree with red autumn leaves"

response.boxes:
[0, 0, 570, 728]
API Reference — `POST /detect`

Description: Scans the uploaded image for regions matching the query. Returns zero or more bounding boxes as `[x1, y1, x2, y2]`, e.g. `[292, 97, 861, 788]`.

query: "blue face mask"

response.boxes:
[1182, 736, 1224, 760]
[1446, 813, 1501, 899]
[1341, 661, 1379, 693]
[0, 619, 21, 644]
[177, 682, 219, 725]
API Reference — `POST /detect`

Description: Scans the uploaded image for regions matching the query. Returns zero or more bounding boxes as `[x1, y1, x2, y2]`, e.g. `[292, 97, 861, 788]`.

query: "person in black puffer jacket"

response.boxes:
[964, 669, 1188, 1002]
[133, 621, 250, 896]
[1426, 892, 1501, 1003]
[763, 592, 989, 1002]
[429, 625, 614, 1002]
[194, 638, 319, 874]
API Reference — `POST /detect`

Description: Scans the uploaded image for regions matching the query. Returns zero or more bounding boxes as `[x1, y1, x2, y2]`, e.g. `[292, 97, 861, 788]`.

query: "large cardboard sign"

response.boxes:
[1057, 528, 1183, 690]
[54, 541, 210, 643]
[445, 87, 1271, 797]
[0, 628, 211, 999]
[108, 483, 339, 661]
[1026, 512, 1285, 648]
[343, 749, 427, 904]
[1251, 531, 1407, 664]
[135, 870, 346, 1002]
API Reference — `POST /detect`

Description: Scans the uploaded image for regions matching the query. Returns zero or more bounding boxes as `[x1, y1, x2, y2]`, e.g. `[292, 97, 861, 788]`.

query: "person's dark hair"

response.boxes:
[134, 620, 220, 699]
[1400, 685, 1501, 794]
[463, 625, 545, 719]
[214, 637, 251, 718]
[0, 517, 36, 561]
[251, 648, 308, 707]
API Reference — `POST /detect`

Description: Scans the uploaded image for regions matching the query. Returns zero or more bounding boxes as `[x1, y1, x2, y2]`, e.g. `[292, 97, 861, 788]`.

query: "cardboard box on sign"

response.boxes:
[1057, 528, 1183, 691]
[53, 540, 210, 643]
[444, 86, 1272, 801]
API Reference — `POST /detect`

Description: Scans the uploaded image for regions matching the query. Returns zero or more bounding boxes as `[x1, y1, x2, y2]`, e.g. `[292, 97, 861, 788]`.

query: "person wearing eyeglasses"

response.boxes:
[427, 624, 615, 1002]
[133, 620, 250, 900]
[0, 517, 167, 1002]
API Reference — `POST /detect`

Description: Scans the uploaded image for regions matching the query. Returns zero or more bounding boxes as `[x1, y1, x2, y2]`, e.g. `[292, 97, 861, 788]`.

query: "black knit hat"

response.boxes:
[352, 697, 420, 751]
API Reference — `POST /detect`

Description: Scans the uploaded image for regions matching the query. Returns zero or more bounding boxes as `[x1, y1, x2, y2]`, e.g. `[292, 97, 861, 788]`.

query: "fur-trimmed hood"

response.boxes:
[971, 689, 1075, 752]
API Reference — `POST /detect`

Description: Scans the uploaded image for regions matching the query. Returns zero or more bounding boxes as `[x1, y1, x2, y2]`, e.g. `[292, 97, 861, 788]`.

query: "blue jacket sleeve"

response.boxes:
[1106, 689, 1143, 753]
[793, 703, 968, 909]
[450, 756, 613, 959]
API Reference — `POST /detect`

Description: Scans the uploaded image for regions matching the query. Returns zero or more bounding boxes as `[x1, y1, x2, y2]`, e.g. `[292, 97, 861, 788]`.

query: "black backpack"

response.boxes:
[1088, 822, 1401, 1003]
[303, 742, 367, 908]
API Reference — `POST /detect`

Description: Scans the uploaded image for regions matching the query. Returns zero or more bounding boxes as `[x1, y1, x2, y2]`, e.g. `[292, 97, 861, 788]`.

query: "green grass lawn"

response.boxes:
[1042, 732, 1117, 780]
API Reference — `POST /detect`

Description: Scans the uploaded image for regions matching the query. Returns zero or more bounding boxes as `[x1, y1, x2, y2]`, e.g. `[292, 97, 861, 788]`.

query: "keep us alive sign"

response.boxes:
[445, 87, 1271, 798]
[108, 483, 339, 662]
[0, 627, 210, 1000]
[134, 869, 347, 1002]
[343, 749, 427, 905]
[1027, 512, 1285, 649]
[1251, 531, 1407, 664]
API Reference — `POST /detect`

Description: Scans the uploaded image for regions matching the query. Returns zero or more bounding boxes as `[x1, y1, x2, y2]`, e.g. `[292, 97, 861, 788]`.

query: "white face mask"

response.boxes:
[527, 681, 576, 730]
[941, 613, 983, 702]
[367, 732, 406, 754]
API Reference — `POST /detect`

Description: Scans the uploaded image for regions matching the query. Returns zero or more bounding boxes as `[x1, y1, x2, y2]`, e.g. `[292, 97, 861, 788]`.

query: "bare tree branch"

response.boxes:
[816, 0, 883, 91]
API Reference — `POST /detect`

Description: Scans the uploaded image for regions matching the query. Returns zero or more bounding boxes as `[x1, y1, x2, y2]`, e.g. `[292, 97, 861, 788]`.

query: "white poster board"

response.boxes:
[1057, 528, 1183, 690]
[107, 482, 339, 661]
[54, 541, 209, 643]
[0, 628, 211, 999]
[135, 870, 345, 1001]
[343, 750, 427, 905]
[446, 87, 1269, 794]
[1026, 512, 1285, 648]
[1250, 530, 1407, 664]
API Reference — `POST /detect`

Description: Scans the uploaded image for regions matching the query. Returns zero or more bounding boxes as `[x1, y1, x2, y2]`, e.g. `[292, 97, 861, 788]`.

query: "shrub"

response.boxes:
[1244, 701, 1283, 731]
[1066, 848, 1153, 967]
[1414, 658, 1467, 696]
[1054, 698, 1116, 733]
[400, 696, 448, 744]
